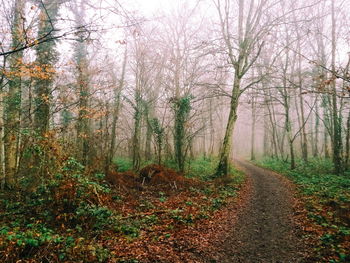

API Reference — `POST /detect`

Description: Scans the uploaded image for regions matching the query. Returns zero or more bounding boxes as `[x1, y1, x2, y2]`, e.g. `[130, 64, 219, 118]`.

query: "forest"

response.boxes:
[0, 0, 349, 262]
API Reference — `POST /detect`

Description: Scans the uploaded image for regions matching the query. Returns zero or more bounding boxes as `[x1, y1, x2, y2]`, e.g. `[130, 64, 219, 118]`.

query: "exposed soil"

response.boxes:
[217, 160, 306, 263]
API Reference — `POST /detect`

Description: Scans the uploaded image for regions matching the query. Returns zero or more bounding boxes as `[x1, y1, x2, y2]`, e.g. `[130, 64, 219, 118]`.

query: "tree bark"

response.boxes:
[73, 1, 92, 166]
[331, 0, 342, 174]
[345, 110, 350, 168]
[4, 0, 25, 188]
[295, 19, 308, 163]
[214, 0, 267, 175]
[106, 48, 127, 172]
[144, 106, 153, 161]
[34, 0, 60, 135]
[0, 91, 6, 189]
[314, 97, 320, 157]
[132, 92, 142, 171]
[216, 77, 240, 176]
[265, 93, 279, 158]
[250, 96, 256, 160]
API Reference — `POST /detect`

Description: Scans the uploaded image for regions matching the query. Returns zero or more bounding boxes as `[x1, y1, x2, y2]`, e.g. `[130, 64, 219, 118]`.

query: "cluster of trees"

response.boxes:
[0, 0, 349, 189]
[248, 0, 350, 175]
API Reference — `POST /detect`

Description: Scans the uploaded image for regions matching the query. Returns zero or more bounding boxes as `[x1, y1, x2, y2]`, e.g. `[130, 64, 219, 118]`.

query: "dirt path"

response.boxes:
[217, 160, 304, 263]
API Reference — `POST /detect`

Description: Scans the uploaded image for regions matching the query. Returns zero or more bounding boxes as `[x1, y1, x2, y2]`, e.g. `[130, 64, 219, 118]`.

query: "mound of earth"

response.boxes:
[106, 164, 198, 190]
[105, 171, 140, 189]
[140, 164, 197, 188]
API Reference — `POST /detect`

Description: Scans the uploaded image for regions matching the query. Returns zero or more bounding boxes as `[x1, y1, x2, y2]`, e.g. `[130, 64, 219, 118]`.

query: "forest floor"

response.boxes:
[2, 157, 348, 262]
[257, 158, 350, 262]
[0, 157, 249, 262]
[215, 160, 307, 263]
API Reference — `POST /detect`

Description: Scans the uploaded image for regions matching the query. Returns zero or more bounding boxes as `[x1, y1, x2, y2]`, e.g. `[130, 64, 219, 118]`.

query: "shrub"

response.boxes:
[186, 156, 218, 181]
[113, 157, 133, 172]
[76, 203, 115, 230]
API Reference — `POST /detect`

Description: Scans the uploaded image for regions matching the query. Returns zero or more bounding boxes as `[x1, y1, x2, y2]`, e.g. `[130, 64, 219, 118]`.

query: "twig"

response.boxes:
[93, 186, 102, 205]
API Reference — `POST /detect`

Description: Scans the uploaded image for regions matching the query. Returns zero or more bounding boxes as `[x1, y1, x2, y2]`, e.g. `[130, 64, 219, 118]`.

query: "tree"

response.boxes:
[73, 0, 92, 166]
[150, 117, 165, 165]
[213, 0, 268, 176]
[129, 30, 153, 171]
[250, 93, 257, 161]
[3, 0, 25, 188]
[34, 0, 61, 135]
[172, 95, 192, 172]
[330, 0, 342, 174]
[105, 47, 127, 172]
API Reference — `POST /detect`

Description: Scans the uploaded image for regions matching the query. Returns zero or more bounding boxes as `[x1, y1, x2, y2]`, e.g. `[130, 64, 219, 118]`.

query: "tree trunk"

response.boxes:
[345, 110, 350, 168]
[74, 2, 91, 166]
[266, 93, 279, 158]
[323, 103, 331, 158]
[144, 107, 153, 161]
[76, 62, 91, 166]
[250, 96, 256, 161]
[314, 98, 320, 157]
[284, 97, 295, 170]
[209, 98, 215, 156]
[106, 48, 127, 172]
[202, 115, 207, 158]
[299, 89, 308, 162]
[0, 91, 5, 189]
[34, 0, 60, 135]
[106, 87, 121, 172]
[173, 96, 191, 172]
[296, 24, 308, 163]
[331, 0, 342, 174]
[289, 139, 296, 170]
[132, 93, 142, 171]
[157, 133, 162, 165]
[216, 77, 240, 176]
[4, 0, 25, 188]
[263, 95, 269, 157]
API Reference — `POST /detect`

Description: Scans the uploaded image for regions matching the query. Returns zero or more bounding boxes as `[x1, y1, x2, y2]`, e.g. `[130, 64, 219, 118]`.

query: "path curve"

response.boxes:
[218, 160, 304, 263]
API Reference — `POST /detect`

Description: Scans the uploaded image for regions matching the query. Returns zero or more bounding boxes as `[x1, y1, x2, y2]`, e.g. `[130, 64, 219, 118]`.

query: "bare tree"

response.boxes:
[105, 47, 127, 172]
[213, 0, 270, 176]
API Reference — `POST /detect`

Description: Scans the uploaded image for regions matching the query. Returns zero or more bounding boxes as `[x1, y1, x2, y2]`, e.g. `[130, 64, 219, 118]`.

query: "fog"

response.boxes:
[1, 0, 350, 175]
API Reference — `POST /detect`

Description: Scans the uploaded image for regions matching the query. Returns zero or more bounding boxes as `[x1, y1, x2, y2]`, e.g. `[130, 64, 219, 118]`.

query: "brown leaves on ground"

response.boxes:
[277, 174, 350, 262]
[293, 195, 350, 262]
[106, 164, 199, 192]
[99, 164, 246, 262]
[0, 163, 246, 263]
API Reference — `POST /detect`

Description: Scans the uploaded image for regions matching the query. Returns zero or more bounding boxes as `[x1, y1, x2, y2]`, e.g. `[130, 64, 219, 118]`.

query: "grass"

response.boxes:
[115, 155, 245, 182]
[256, 157, 350, 262]
[164, 155, 244, 182]
[257, 158, 350, 202]
[113, 157, 133, 172]
[185, 156, 218, 180]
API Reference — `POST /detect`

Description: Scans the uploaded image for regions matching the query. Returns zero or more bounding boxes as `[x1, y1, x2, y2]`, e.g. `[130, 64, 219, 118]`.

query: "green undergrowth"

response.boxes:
[114, 157, 133, 172]
[115, 155, 244, 182]
[185, 156, 221, 180]
[257, 157, 350, 262]
[0, 157, 114, 262]
[164, 155, 245, 182]
[0, 156, 245, 262]
[257, 158, 350, 202]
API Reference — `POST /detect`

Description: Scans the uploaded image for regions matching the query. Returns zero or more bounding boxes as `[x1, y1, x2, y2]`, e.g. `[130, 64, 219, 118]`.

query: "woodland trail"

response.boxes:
[217, 160, 304, 263]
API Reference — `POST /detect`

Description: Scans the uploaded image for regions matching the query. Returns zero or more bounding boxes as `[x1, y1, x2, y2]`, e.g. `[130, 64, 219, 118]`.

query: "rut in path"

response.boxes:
[218, 160, 304, 263]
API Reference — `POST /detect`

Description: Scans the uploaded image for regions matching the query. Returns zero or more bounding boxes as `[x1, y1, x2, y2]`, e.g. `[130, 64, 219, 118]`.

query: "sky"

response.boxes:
[130, 0, 204, 17]
[133, 0, 168, 15]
